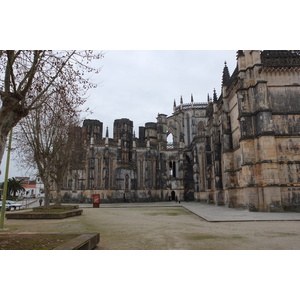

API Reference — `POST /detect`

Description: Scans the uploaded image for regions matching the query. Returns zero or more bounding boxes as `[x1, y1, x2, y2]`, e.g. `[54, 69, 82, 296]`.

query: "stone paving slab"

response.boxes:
[181, 202, 300, 222]
[77, 201, 300, 222]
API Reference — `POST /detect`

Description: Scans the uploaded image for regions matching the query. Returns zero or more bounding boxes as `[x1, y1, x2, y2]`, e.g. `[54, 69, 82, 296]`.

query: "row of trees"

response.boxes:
[0, 50, 104, 207]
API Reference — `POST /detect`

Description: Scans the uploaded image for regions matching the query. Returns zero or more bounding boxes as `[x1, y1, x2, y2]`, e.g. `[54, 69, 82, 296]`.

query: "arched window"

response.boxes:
[198, 121, 205, 136]
[68, 179, 72, 189]
[125, 174, 130, 191]
[169, 160, 176, 178]
[169, 161, 173, 176]
[186, 114, 191, 144]
[173, 161, 176, 177]
[167, 132, 173, 144]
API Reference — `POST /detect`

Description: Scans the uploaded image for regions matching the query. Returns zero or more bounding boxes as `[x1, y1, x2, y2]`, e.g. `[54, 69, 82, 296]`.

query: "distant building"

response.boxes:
[35, 176, 45, 198]
[15, 176, 44, 198]
[15, 177, 35, 198]
[54, 51, 300, 212]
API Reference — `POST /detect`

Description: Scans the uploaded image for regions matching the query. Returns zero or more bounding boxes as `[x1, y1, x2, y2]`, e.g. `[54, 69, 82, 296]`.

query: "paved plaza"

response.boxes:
[3, 200, 300, 250]
[77, 201, 300, 222]
[17, 199, 300, 222]
[181, 202, 300, 222]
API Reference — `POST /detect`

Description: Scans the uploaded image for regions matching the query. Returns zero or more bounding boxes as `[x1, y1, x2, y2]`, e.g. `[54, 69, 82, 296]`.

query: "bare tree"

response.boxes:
[0, 50, 103, 166]
[15, 92, 82, 207]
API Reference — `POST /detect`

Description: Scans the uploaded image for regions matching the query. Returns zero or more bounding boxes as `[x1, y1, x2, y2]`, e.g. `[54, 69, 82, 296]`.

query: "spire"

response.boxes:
[191, 94, 194, 103]
[173, 99, 176, 108]
[207, 93, 210, 102]
[132, 132, 136, 149]
[180, 95, 183, 104]
[213, 89, 218, 102]
[105, 127, 109, 148]
[222, 61, 230, 87]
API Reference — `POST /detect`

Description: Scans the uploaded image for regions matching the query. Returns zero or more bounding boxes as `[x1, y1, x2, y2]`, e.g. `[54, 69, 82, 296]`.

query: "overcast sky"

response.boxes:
[85, 50, 237, 136]
[0, 50, 237, 180]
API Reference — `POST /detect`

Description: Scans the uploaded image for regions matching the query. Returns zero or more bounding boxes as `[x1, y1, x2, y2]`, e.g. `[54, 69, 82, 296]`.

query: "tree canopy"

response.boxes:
[15, 91, 82, 207]
[0, 50, 103, 165]
[0, 177, 25, 198]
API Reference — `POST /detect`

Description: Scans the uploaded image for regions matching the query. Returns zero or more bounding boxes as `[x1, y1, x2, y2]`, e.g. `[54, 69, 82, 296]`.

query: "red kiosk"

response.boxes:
[92, 194, 100, 208]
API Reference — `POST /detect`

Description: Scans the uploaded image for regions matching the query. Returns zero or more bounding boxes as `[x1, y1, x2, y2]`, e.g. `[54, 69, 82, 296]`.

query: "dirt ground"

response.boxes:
[0, 233, 79, 250]
[2, 206, 300, 250]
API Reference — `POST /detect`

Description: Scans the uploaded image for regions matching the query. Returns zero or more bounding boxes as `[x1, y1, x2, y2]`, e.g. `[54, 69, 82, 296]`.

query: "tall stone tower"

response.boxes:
[206, 50, 300, 211]
[83, 119, 103, 145]
[113, 118, 133, 163]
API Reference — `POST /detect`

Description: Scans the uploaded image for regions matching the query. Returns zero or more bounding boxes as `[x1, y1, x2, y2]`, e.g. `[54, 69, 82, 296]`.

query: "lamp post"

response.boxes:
[0, 129, 13, 229]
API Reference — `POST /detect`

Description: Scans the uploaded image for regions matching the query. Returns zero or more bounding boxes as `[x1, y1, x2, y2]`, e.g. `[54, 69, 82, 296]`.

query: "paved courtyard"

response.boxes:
[3, 201, 300, 250]
[181, 202, 300, 222]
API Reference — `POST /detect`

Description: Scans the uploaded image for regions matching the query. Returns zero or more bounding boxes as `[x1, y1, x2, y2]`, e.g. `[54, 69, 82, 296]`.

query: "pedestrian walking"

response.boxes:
[39, 198, 43, 206]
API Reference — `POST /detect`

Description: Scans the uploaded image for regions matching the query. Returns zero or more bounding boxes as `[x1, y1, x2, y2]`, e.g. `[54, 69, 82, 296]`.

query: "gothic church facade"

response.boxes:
[58, 50, 300, 212]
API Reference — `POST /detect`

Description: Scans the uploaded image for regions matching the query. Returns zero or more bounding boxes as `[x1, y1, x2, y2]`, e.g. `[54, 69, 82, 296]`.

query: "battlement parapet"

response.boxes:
[174, 102, 207, 113]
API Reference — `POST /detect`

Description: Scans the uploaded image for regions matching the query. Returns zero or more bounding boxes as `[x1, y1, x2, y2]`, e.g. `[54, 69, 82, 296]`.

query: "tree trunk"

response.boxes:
[54, 181, 63, 206]
[43, 181, 51, 208]
[39, 170, 52, 209]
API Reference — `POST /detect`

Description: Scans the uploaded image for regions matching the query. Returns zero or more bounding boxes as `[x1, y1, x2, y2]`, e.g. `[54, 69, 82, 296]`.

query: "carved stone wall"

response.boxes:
[54, 50, 300, 212]
[206, 50, 300, 211]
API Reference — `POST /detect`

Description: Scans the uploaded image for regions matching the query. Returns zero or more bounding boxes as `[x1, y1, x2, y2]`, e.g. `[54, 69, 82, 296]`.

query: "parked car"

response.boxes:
[6, 200, 23, 210]
[0, 202, 11, 211]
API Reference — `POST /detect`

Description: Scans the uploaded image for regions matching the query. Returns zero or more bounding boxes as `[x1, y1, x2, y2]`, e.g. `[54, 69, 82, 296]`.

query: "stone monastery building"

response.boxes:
[60, 50, 300, 212]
